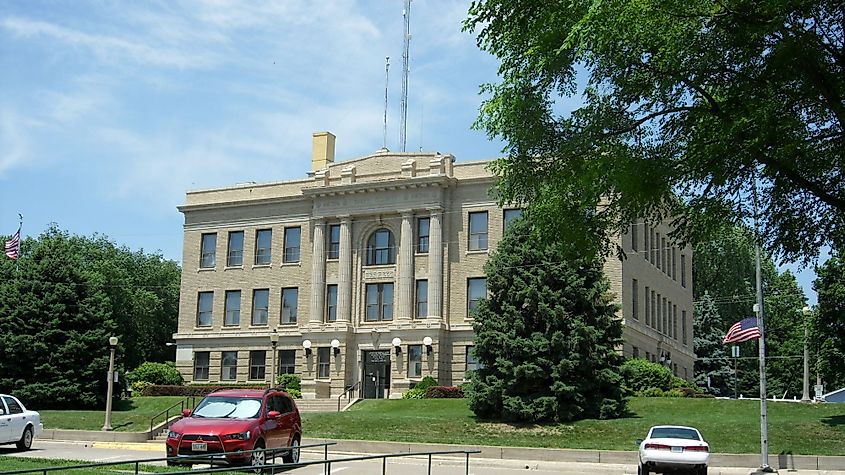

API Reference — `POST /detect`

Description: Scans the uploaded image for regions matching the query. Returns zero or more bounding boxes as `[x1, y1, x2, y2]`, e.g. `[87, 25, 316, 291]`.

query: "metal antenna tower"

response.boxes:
[383, 56, 390, 150]
[399, 0, 411, 152]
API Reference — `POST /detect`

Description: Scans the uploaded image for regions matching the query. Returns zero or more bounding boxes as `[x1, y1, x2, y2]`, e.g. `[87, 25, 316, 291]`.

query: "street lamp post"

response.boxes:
[269, 329, 279, 388]
[102, 336, 118, 431]
[802, 306, 812, 402]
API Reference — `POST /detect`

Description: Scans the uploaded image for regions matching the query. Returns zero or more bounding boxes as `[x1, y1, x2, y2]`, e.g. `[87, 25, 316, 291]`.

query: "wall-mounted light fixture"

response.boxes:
[423, 336, 433, 355]
[303, 339, 312, 356]
[392, 337, 402, 355]
[331, 339, 341, 356]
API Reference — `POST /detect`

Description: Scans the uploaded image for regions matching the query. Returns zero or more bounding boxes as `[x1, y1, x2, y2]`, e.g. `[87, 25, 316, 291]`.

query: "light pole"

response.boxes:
[102, 336, 118, 431]
[802, 306, 812, 402]
[269, 329, 279, 388]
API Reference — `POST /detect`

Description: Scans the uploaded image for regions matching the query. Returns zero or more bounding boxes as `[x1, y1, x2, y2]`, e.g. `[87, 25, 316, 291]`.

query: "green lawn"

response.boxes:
[303, 397, 845, 456]
[0, 457, 187, 474]
[39, 396, 188, 432]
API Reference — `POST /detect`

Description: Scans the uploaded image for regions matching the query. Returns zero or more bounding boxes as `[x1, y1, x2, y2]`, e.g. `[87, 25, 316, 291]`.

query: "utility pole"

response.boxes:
[752, 169, 773, 473]
[802, 306, 811, 402]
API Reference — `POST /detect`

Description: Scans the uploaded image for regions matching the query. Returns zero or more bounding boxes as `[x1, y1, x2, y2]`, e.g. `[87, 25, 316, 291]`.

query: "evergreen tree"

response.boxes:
[812, 253, 845, 390]
[468, 218, 627, 423]
[693, 293, 733, 396]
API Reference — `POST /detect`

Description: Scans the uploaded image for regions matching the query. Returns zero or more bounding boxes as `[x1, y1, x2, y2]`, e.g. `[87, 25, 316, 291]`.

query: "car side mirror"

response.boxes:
[635, 439, 643, 446]
[182, 409, 191, 417]
[268, 410, 281, 419]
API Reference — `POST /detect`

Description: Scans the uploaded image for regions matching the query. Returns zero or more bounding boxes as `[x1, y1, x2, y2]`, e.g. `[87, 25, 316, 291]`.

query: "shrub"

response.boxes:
[131, 381, 152, 395]
[286, 389, 302, 399]
[140, 384, 266, 397]
[424, 386, 464, 398]
[277, 374, 301, 392]
[621, 359, 674, 393]
[664, 389, 685, 398]
[414, 376, 439, 391]
[127, 362, 183, 386]
[676, 387, 697, 398]
[637, 387, 665, 397]
[402, 387, 426, 399]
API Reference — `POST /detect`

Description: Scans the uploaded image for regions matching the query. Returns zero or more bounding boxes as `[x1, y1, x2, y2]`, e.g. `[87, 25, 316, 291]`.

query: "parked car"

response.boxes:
[637, 425, 709, 475]
[0, 394, 43, 451]
[165, 387, 301, 469]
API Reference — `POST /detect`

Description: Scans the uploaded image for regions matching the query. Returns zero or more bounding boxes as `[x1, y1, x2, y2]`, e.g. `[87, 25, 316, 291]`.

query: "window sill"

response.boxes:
[193, 326, 214, 331]
[249, 324, 269, 328]
[465, 249, 488, 256]
[223, 265, 244, 271]
[197, 267, 216, 272]
[221, 326, 242, 330]
[414, 252, 429, 257]
[281, 261, 301, 267]
[280, 322, 298, 326]
[252, 263, 272, 269]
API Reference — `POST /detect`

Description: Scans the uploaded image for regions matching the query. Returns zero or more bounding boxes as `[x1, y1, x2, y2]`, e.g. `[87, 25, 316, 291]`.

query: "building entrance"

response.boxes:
[362, 350, 391, 399]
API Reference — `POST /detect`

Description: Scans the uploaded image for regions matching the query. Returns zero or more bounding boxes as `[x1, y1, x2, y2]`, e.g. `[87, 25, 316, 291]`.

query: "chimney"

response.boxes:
[311, 131, 336, 171]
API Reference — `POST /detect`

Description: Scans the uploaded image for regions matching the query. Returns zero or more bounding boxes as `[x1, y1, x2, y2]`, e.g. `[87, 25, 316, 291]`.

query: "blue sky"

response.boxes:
[0, 0, 823, 304]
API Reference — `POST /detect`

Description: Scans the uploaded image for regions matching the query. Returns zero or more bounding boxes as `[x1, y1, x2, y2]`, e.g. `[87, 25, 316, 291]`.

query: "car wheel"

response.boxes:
[698, 466, 708, 475]
[639, 462, 649, 475]
[250, 440, 266, 473]
[283, 437, 300, 464]
[16, 426, 33, 451]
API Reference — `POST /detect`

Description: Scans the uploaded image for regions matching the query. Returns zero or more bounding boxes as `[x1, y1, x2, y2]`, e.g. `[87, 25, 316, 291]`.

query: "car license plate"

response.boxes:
[192, 442, 208, 452]
[671, 446, 683, 453]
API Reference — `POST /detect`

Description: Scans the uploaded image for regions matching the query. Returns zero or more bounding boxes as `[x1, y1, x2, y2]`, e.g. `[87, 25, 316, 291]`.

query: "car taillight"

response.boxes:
[685, 445, 709, 452]
[644, 443, 671, 450]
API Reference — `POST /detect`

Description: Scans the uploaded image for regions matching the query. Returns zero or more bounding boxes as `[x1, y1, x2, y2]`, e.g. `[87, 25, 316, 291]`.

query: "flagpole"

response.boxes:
[752, 168, 772, 473]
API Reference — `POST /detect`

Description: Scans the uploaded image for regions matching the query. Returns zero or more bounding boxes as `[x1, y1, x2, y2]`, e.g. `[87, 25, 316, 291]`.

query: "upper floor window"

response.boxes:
[196, 291, 213, 327]
[200, 233, 217, 268]
[326, 284, 338, 322]
[255, 229, 272, 265]
[284, 227, 301, 263]
[468, 211, 488, 250]
[365, 283, 394, 321]
[631, 279, 638, 321]
[503, 209, 523, 230]
[282, 288, 298, 324]
[681, 254, 687, 288]
[227, 231, 244, 267]
[251, 289, 269, 326]
[366, 229, 395, 265]
[631, 222, 639, 252]
[467, 277, 487, 316]
[327, 224, 341, 260]
[416, 218, 430, 253]
[224, 290, 241, 326]
[415, 280, 428, 318]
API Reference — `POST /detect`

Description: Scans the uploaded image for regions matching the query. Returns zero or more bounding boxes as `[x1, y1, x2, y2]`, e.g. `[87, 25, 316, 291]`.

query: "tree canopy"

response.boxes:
[464, 0, 843, 263]
[811, 252, 845, 390]
[468, 217, 627, 422]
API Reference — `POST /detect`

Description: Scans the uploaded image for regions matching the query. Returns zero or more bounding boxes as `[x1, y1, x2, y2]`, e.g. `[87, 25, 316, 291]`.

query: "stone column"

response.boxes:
[427, 208, 443, 320]
[397, 210, 415, 320]
[337, 216, 352, 322]
[309, 218, 326, 323]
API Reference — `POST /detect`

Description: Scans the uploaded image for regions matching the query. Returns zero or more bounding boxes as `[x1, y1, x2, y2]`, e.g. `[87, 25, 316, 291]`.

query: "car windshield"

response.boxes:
[192, 396, 262, 419]
[650, 427, 701, 441]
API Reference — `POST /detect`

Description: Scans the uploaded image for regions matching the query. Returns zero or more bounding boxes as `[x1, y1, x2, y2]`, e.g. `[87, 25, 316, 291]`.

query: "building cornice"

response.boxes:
[302, 174, 457, 198]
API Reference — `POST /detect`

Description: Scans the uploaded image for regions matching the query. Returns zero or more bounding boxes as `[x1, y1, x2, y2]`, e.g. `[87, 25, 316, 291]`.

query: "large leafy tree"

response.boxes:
[468, 218, 627, 422]
[464, 0, 843, 263]
[811, 253, 845, 390]
[0, 226, 181, 408]
[693, 292, 733, 396]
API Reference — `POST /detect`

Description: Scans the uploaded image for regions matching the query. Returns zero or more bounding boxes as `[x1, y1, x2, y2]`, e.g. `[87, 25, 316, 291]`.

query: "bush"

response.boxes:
[676, 387, 697, 398]
[402, 387, 426, 399]
[664, 389, 685, 398]
[131, 381, 152, 395]
[621, 359, 674, 393]
[286, 389, 302, 399]
[277, 374, 301, 392]
[637, 387, 665, 397]
[127, 362, 183, 386]
[140, 384, 266, 397]
[424, 386, 464, 398]
[415, 376, 439, 391]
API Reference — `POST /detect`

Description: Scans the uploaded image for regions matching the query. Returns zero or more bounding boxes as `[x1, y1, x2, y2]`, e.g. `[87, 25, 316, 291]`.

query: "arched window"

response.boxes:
[366, 229, 395, 265]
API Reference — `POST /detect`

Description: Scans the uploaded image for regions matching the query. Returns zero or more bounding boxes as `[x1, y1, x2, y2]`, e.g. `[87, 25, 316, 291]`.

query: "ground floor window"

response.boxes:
[249, 350, 266, 380]
[317, 347, 331, 379]
[221, 351, 238, 381]
[408, 345, 422, 377]
[193, 352, 210, 381]
[279, 350, 296, 375]
[466, 345, 483, 373]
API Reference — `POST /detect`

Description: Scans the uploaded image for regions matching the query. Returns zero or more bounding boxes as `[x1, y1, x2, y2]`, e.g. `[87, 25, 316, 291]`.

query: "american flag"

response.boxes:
[723, 317, 761, 344]
[5, 229, 20, 260]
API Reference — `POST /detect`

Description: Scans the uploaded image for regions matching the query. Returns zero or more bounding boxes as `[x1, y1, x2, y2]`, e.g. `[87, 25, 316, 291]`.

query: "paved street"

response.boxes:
[2, 441, 845, 475]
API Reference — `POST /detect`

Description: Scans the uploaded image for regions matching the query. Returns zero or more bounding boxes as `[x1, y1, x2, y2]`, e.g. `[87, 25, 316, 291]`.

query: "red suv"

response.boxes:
[165, 387, 301, 469]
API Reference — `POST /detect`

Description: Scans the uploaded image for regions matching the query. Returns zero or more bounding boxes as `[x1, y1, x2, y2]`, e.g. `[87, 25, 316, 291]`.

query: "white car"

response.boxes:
[0, 394, 43, 451]
[637, 425, 709, 475]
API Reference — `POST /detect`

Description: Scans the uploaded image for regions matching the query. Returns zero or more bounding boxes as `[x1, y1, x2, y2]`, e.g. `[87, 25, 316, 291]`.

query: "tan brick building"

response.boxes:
[173, 132, 695, 398]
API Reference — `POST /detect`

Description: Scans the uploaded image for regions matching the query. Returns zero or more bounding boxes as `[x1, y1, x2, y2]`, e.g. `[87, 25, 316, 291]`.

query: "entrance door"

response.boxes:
[362, 350, 391, 399]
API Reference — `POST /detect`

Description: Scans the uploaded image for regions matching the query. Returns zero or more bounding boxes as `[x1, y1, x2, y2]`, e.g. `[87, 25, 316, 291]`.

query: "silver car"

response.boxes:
[637, 425, 709, 475]
[0, 394, 43, 451]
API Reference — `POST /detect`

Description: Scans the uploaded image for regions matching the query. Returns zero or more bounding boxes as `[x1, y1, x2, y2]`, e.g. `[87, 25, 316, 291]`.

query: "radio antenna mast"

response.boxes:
[383, 56, 390, 150]
[399, 0, 411, 152]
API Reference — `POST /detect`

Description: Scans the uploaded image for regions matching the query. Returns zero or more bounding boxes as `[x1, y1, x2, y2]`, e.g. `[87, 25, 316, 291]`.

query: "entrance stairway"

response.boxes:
[296, 398, 353, 413]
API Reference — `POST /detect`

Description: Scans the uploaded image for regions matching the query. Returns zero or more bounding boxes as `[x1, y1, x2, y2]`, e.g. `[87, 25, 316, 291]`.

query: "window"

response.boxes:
[631, 222, 639, 252]
[327, 224, 340, 259]
[366, 229, 395, 265]
[281, 288, 298, 324]
[662, 237, 668, 273]
[646, 351, 651, 362]
[632, 346, 639, 358]
[415, 280, 428, 318]
[631, 279, 639, 321]
[672, 247, 677, 280]
[279, 350, 296, 374]
[651, 290, 656, 330]
[197, 292, 213, 327]
[365, 283, 394, 321]
[681, 254, 687, 288]
[673, 304, 678, 339]
[408, 345, 422, 377]
[221, 351, 238, 381]
[255, 229, 272, 265]
[650, 229, 656, 264]
[251, 289, 269, 326]
[283, 227, 301, 263]
[644, 225, 650, 261]
[682, 310, 688, 345]
[655, 233, 661, 270]
[200, 233, 217, 268]
[193, 352, 210, 381]
[317, 347, 331, 379]
[663, 297, 668, 335]
[3, 397, 22, 414]
[644, 286, 650, 326]
[416, 217, 430, 253]
[224, 290, 241, 326]
[468, 211, 488, 250]
[249, 350, 266, 380]
[326, 284, 338, 322]
[466, 346, 483, 373]
[227, 231, 244, 267]
[467, 278, 487, 316]
[504, 209, 523, 230]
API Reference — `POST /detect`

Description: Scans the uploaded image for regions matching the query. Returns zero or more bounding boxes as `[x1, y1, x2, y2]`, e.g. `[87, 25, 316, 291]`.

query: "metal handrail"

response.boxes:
[337, 381, 360, 412]
[148, 395, 197, 436]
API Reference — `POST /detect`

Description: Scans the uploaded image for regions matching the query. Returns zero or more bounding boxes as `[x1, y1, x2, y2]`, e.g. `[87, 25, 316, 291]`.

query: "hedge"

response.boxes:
[140, 384, 269, 397]
[424, 386, 464, 398]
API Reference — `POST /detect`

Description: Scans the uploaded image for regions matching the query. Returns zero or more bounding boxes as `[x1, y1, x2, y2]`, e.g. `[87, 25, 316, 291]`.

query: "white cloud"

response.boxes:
[0, 108, 28, 174]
